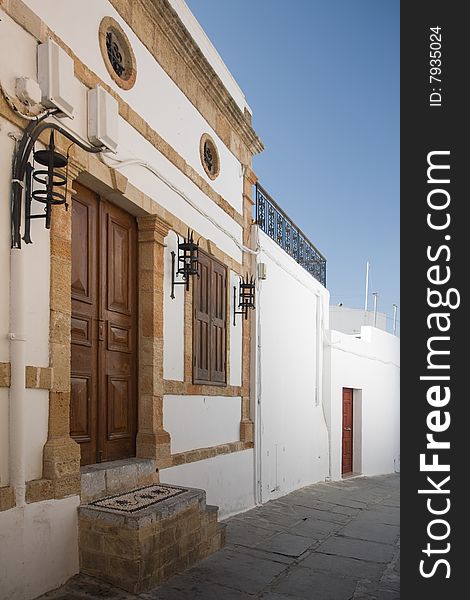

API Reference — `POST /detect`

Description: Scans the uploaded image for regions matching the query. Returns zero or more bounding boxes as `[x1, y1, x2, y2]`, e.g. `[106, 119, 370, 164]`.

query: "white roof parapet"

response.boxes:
[168, 0, 252, 116]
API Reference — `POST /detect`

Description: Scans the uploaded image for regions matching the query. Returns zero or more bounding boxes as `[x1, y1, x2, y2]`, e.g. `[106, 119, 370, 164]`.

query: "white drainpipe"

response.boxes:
[317, 292, 332, 481]
[251, 225, 263, 505]
[9, 247, 26, 507]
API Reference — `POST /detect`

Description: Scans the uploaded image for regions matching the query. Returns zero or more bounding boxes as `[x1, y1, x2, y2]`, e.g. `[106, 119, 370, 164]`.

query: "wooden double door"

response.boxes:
[70, 184, 138, 466]
[342, 387, 354, 475]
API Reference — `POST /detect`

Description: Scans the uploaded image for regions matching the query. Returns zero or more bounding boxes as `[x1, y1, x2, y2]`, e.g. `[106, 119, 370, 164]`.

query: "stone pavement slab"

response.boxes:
[317, 536, 396, 564]
[280, 505, 352, 525]
[259, 594, 296, 600]
[353, 506, 400, 527]
[255, 531, 314, 557]
[272, 565, 358, 599]
[339, 521, 400, 545]
[224, 543, 296, 566]
[37, 474, 400, 600]
[299, 551, 383, 580]
[181, 547, 287, 594]
[289, 516, 342, 539]
[225, 518, 281, 547]
[139, 574, 255, 600]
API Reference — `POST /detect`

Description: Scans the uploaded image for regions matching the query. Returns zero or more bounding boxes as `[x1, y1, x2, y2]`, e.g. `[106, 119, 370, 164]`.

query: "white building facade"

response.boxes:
[0, 2, 399, 598]
[323, 326, 400, 481]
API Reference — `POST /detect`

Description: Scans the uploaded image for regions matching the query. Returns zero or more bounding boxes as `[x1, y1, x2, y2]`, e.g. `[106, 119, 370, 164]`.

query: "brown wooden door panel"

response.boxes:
[107, 322, 132, 353]
[71, 314, 93, 347]
[71, 196, 96, 305]
[194, 254, 211, 382]
[71, 183, 137, 466]
[211, 261, 226, 383]
[106, 213, 133, 315]
[100, 200, 137, 462]
[71, 186, 99, 465]
[70, 376, 92, 443]
[193, 251, 227, 385]
[107, 376, 132, 437]
[342, 387, 353, 474]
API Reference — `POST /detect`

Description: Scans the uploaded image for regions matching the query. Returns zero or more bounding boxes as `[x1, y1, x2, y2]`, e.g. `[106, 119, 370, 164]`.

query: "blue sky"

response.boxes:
[187, 0, 400, 330]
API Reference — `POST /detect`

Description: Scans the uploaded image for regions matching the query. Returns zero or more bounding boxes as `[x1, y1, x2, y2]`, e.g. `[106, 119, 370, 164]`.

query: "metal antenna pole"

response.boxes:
[364, 261, 370, 311]
[372, 292, 378, 327]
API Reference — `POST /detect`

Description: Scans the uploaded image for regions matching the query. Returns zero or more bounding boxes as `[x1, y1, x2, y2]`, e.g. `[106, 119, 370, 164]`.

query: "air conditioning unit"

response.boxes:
[37, 38, 75, 118]
[88, 85, 119, 152]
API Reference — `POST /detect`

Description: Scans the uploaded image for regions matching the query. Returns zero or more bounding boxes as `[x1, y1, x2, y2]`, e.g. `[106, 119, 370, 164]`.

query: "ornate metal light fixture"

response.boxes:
[23, 130, 68, 242]
[11, 115, 105, 247]
[233, 274, 256, 325]
[171, 229, 199, 299]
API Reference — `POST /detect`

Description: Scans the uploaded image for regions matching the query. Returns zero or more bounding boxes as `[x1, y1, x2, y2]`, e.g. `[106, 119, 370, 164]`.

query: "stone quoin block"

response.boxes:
[0, 363, 11, 387]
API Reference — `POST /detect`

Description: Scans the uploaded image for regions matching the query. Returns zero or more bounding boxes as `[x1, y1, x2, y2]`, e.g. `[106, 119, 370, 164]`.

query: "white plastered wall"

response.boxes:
[160, 449, 255, 518]
[324, 326, 400, 481]
[0, 2, 250, 596]
[229, 270, 242, 386]
[0, 0, 247, 480]
[0, 119, 13, 486]
[0, 7, 41, 487]
[163, 231, 185, 381]
[0, 497, 79, 600]
[163, 232, 243, 385]
[0, 12, 52, 485]
[163, 395, 241, 453]
[114, 118, 243, 264]
[0, 142, 51, 486]
[22, 0, 245, 215]
[329, 305, 388, 334]
[255, 231, 330, 503]
[2, 0, 246, 260]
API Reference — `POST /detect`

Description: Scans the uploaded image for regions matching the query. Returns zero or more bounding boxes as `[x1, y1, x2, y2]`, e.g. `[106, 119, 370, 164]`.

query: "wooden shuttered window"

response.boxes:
[193, 252, 227, 384]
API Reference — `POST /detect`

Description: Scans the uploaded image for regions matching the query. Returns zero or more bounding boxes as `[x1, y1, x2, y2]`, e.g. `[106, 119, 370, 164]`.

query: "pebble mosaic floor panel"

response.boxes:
[89, 484, 187, 513]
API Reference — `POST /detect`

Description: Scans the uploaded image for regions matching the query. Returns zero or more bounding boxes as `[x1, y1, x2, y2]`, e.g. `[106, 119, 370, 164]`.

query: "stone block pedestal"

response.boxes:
[78, 484, 225, 593]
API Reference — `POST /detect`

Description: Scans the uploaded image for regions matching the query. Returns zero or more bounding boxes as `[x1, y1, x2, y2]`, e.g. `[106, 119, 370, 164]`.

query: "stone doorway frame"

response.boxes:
[26, 154, 171, 503]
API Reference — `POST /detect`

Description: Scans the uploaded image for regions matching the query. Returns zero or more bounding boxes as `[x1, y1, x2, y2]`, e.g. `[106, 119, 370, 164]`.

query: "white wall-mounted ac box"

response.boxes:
[87, 85, 119, 152]
[37, 38, 75, 118]
[258, 262, 267, 280]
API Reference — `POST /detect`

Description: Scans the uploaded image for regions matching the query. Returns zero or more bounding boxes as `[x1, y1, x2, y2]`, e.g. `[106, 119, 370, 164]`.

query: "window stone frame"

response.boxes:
[99, 16, 137, 91]
[199, 133, 220, 180]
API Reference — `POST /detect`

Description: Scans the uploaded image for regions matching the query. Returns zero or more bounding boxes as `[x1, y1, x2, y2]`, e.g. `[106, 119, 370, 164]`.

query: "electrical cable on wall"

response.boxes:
[3, 77, 329, 290]
[100, 152, 259, 257]
[2, 77, 330, 294]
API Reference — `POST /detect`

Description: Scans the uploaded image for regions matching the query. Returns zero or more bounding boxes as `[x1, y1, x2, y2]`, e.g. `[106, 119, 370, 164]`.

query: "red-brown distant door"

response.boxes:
[70, 183, 137, 465]
[342, 387, 353, 475]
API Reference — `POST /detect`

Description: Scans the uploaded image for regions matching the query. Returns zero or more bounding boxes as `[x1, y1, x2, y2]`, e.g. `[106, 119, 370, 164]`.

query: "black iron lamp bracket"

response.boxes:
[11, 115, 105, 248]
[170, 250, 189, 299]
[233, 274, 256, 326]
[170, 230, 200, 299]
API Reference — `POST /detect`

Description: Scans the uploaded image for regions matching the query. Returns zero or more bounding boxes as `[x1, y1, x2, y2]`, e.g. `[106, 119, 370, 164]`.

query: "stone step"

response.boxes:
[80, 458, 158, 503]
[78, 483, 225, 594]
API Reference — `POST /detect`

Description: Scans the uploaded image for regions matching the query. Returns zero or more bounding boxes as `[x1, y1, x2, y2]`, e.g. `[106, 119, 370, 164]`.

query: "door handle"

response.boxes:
[344, 427, 352, 431]
[98, 319, 105, 341]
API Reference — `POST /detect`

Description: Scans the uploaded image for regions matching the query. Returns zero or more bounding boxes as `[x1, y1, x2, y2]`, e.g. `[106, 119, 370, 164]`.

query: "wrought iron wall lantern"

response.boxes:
[233, 274, 256, 326]
[11, 112, 104, 248]
[171, 229, 199, 299]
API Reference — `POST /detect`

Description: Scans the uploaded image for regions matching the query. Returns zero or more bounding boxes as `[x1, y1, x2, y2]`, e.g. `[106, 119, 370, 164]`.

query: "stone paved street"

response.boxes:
[38, 474, 400, 600]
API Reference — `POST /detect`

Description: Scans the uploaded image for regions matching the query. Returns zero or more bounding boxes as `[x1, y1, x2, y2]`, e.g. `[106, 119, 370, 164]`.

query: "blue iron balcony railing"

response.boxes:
[255, 183, 327, 287]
